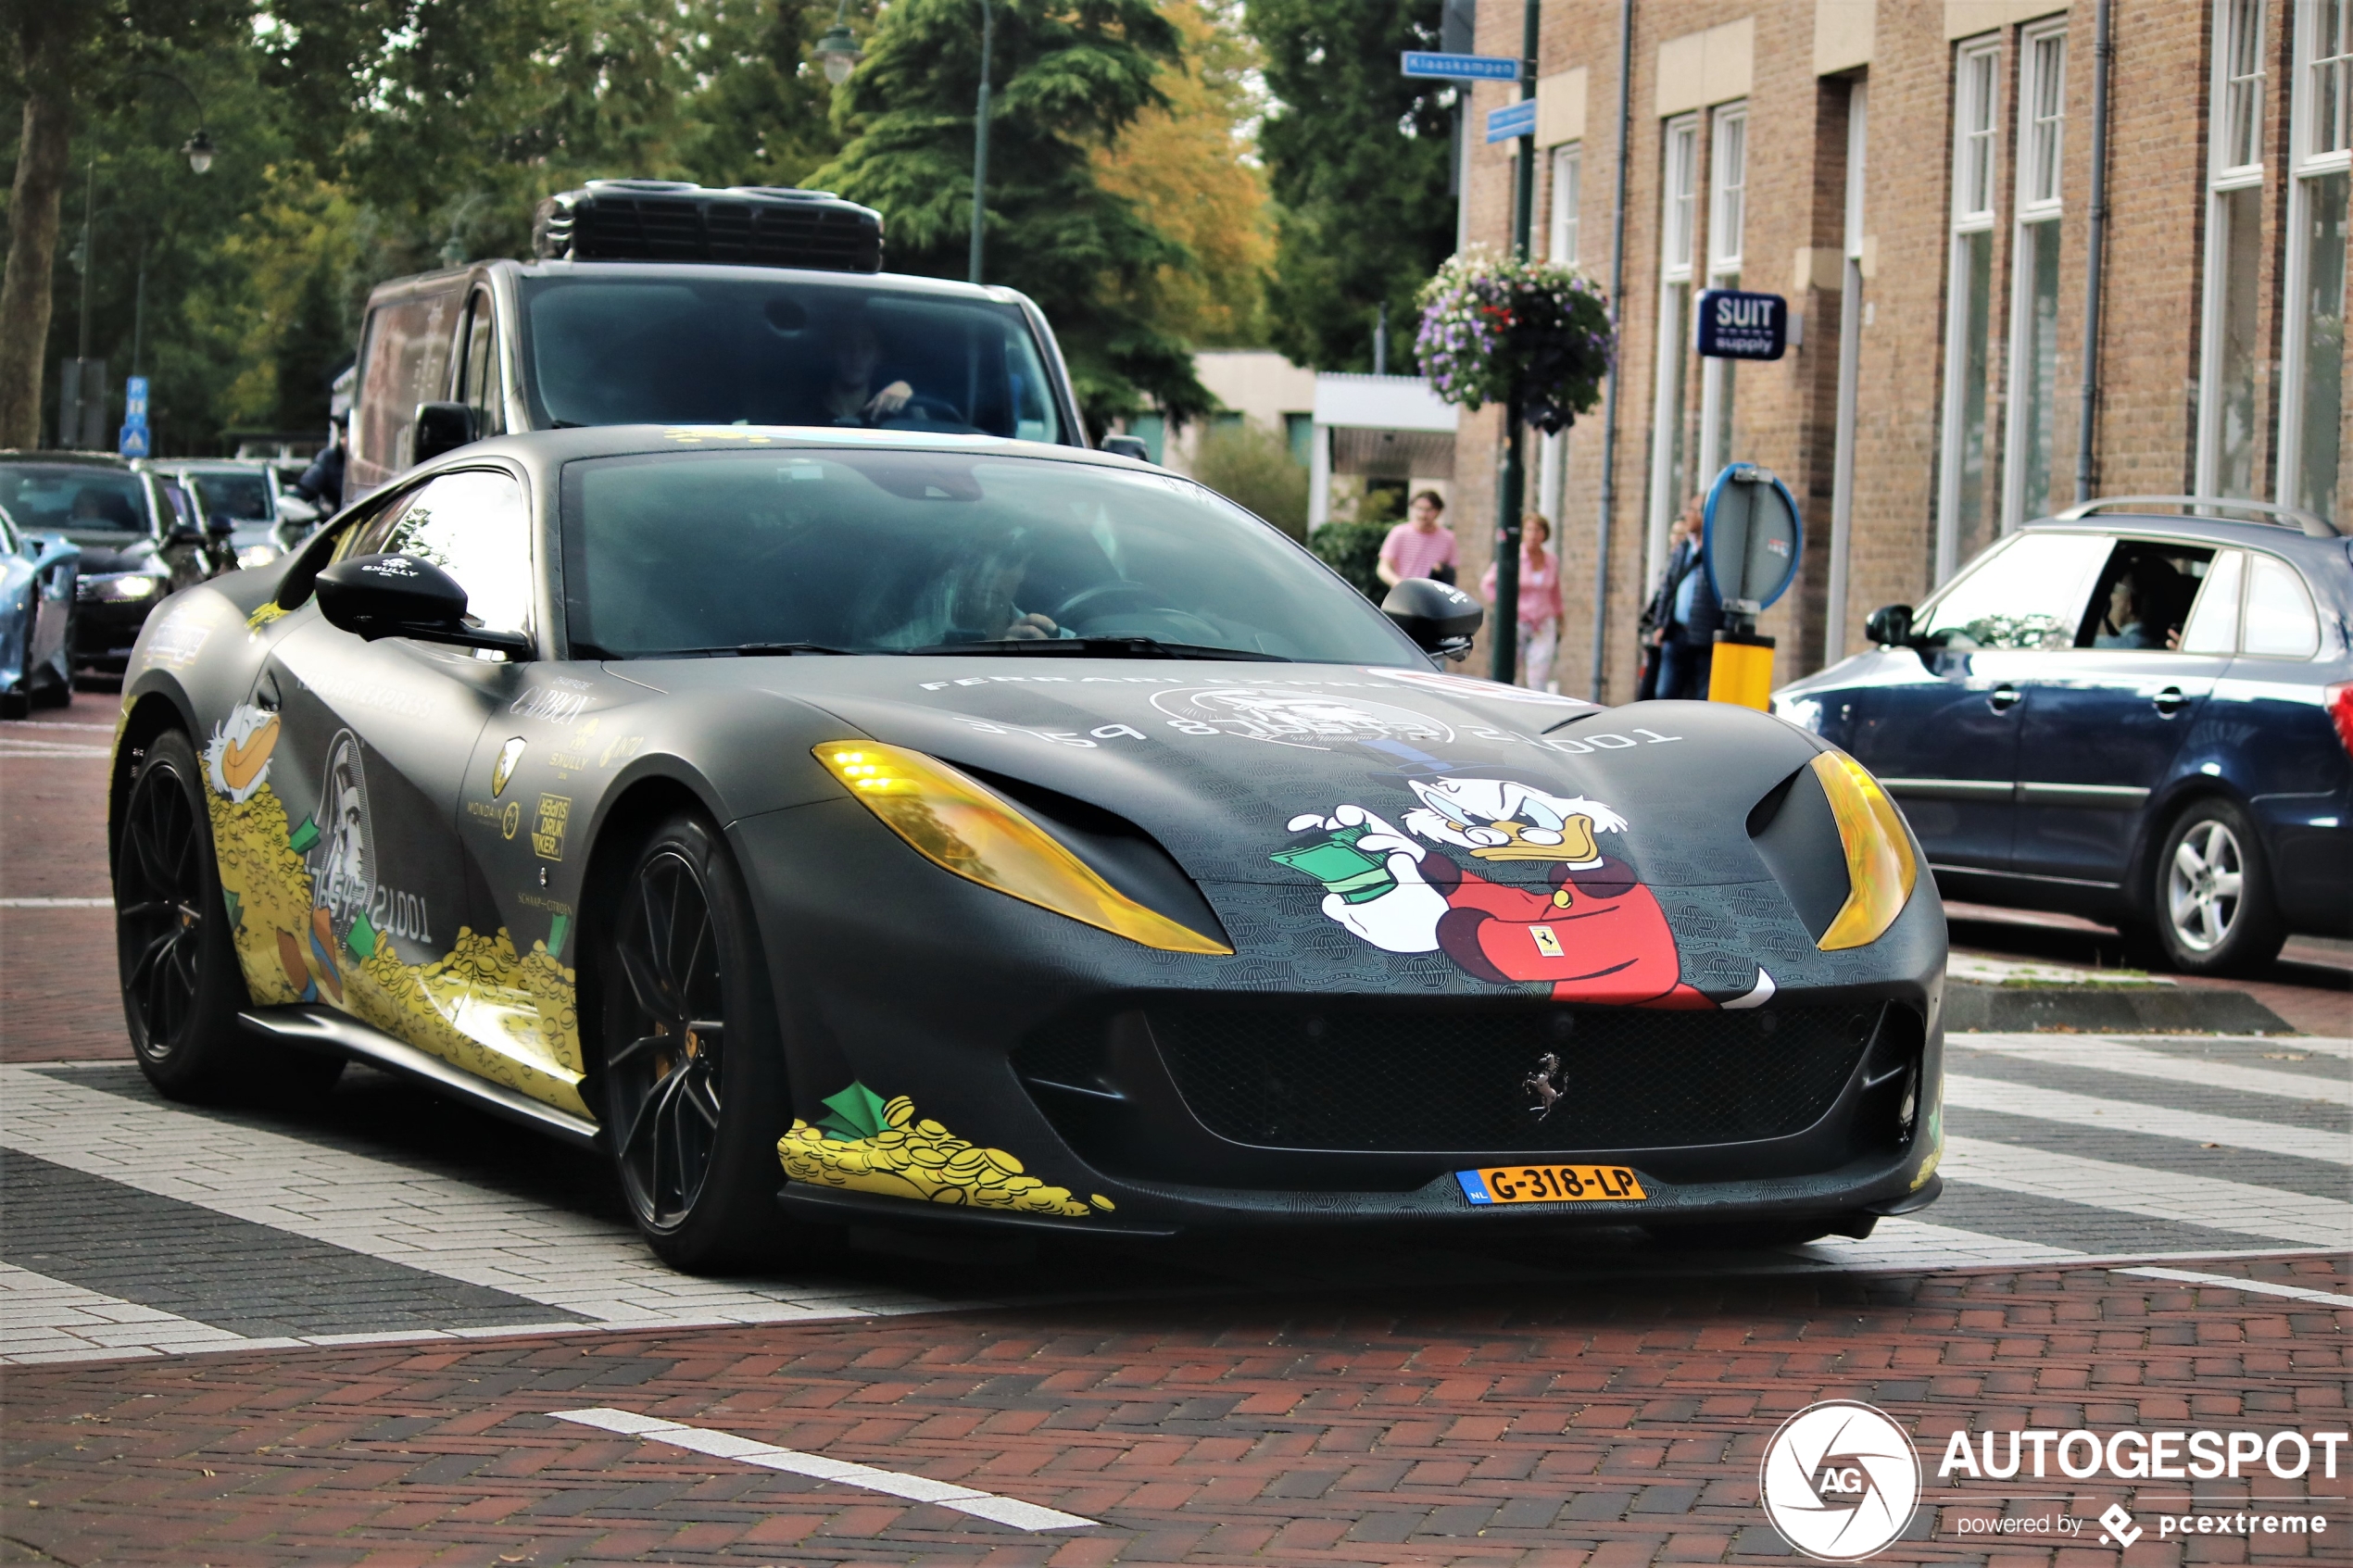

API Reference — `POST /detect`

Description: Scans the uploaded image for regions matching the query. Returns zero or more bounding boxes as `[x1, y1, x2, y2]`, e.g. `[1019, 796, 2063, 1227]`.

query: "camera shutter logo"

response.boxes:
[1759, 1401, 1922, 1561]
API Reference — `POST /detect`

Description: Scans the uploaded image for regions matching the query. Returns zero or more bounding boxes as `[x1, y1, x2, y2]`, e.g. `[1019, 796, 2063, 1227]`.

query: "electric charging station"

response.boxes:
[1700, 464, 1803, 709]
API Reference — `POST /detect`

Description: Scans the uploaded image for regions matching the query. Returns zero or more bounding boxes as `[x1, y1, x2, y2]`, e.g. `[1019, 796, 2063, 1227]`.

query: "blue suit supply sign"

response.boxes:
[1694, 289, 1789, 361]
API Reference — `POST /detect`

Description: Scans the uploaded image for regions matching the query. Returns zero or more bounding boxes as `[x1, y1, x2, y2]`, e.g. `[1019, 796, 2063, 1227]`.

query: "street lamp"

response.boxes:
[814, 0, 862, 85]
[126, 70, 215, 175]
[182, 131, 215, 175]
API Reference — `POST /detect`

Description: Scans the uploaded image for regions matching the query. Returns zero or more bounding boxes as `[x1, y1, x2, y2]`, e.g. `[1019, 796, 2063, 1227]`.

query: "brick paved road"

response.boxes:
[4, 693, 2349, 1564]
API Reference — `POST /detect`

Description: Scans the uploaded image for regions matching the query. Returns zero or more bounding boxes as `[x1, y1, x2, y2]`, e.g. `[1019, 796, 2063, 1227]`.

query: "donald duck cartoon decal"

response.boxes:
[1277, 778, 1772, 1010]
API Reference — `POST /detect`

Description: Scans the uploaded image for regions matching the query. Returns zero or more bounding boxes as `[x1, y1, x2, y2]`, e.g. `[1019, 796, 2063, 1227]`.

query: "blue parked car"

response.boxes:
[1774, 497, 2350, 976]
[0, 499, 80, 718]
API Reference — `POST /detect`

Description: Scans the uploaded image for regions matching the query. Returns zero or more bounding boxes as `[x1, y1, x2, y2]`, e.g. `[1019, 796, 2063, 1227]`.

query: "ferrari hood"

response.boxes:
[631, 656, 1825, 893]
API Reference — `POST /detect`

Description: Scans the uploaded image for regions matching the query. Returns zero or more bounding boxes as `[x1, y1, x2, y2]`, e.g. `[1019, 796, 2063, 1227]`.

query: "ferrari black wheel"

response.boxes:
[116, 730, 251, 1097]
[600, 811, 791, 1272]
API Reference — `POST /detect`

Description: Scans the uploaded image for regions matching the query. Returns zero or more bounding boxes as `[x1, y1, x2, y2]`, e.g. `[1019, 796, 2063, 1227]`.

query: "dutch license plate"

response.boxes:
[1456, 1164, 1647, 1206]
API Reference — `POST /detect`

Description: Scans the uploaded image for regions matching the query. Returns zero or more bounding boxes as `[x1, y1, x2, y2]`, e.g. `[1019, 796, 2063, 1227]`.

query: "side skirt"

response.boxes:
[239, 1006, 604, 1152]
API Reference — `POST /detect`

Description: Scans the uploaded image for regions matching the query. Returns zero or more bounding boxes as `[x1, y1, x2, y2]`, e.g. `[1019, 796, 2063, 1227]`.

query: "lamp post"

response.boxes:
[124, 69, 215, 174]
[814, 0, 862, 84]
[1489, 0, 1539, 686]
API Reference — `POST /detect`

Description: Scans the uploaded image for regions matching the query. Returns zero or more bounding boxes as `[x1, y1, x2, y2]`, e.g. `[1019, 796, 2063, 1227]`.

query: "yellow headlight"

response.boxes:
[1810, 749, 1918, 951]
[815, 742, 1232, 955]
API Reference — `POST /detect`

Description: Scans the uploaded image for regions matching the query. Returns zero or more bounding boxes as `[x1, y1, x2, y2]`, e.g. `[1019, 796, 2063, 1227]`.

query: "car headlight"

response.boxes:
[237, 545, 279, 570]
[79, 572, 159, 602]
[1810, 749, 1917, 950]
[816, 741, 1231, 955]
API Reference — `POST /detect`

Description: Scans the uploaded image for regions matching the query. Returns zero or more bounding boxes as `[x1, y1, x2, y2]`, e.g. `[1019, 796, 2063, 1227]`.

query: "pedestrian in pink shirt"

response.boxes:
[1377, 490, 1457, 587]
[1480, 513, 1562, 691]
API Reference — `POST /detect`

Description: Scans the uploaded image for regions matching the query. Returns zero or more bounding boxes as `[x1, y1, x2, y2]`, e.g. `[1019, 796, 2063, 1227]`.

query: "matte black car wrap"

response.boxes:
[110, 427, 1945, 1262]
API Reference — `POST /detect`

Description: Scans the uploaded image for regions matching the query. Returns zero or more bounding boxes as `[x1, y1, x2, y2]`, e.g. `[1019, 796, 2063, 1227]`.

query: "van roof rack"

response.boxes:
[533, 181, 884, 273]
[2049, 495, 2340, 539]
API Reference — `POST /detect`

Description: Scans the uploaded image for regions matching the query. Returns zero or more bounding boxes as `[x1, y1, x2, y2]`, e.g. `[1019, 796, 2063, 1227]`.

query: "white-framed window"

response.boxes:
[2198, 0, 2272, 499]
[1549, 143, 1582, 265]
[1646, 113, 1702, 582]
[2003, 21, 2067, 528]
[1938, 38, 2003, 579]
[1697, 103, 1748, 486]
[2281, 0, 2351, 518]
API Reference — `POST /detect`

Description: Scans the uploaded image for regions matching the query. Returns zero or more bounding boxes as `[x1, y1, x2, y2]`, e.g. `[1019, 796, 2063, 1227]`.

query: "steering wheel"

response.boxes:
[1051, 581, 1180, 625]
[874, 393, 969, 427]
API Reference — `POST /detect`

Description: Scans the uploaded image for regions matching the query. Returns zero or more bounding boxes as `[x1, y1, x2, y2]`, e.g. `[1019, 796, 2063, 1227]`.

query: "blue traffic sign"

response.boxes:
[1484, 99, 1537, 144]
[1702, 464, 1803, 611]
[123, 375, 149, 422]
[1401, 51, 1520, 82]
[1694, 289, 1789, 361]
[117, 422, 149, 458]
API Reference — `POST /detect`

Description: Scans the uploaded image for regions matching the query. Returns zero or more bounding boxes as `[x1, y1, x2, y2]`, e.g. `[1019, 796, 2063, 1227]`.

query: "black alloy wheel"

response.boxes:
[600, 811, 792, 1271]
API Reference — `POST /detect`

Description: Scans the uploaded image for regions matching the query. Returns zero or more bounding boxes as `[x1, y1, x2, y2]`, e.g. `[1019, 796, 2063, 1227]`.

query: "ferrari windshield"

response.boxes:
[560, 447, 1425, 665]
[519, 276, 1066, 444]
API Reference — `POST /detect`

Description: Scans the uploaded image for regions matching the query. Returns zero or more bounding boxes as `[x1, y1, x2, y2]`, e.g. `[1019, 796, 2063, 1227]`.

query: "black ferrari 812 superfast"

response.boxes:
[110, 426, 1944, 1270]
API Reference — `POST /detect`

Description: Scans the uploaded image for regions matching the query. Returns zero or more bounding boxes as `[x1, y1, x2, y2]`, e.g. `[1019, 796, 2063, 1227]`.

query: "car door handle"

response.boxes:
[2152, 685, 2188, 716]
[1985, 684, 2021, 712]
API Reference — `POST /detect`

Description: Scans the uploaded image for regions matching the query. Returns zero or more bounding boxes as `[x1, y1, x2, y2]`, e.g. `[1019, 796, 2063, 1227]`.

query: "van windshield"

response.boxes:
[518, 276, 1067, 445]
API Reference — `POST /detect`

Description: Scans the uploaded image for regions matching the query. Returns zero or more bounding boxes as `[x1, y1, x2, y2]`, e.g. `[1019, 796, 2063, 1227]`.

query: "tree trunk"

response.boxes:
[0, 24, 77, 451]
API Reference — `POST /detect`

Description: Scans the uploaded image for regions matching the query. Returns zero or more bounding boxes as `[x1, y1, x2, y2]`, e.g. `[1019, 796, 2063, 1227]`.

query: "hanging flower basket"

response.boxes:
[1415, 247, 1614, 435]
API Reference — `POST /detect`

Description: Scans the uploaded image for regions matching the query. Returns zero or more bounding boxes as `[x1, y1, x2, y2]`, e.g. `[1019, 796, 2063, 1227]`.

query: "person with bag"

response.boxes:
[1638, 495, 1719, 701]
[1480, 512, 1562, 691]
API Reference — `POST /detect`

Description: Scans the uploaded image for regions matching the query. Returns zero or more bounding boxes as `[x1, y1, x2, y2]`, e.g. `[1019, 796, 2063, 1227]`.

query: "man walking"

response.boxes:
[1641, 495, 1719, 701]
[1377, 490, 1457, 588]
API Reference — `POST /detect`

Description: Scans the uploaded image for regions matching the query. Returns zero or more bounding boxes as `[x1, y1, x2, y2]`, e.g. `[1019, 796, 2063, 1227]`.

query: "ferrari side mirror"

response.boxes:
[412, 401, 478, 464]
[1381, 576, 1484, 660]
[1864, 603, 1914, 647]
[317, 553, 531, 658]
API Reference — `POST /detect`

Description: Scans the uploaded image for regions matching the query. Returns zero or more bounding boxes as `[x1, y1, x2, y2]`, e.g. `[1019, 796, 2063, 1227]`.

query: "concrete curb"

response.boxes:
[1944, 981, 2295, 1034]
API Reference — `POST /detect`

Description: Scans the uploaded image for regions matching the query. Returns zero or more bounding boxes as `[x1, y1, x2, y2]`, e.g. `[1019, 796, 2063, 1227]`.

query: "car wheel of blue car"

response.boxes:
[2154, 797, 2285, 977]
[599, 810, 793, 1272]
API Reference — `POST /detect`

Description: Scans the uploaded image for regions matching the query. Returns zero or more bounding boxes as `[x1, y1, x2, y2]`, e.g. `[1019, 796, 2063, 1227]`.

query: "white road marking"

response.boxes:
[0, 742, 111, 758]
[0, 721, 118, 732]
[1944, 1136, 2353, 1248]
[0, 1261, 271, 1364]
[0, 897, 111, 909]
[551, 1407, 1097, 1530]
[1951, 1034, 2353, 1107]
[0, 1065, 951, 1335]
[1944, 1074, 2353, 1163]
[1791, 1216, 2084, 1268]
[2113, 1265, 2353, 1309]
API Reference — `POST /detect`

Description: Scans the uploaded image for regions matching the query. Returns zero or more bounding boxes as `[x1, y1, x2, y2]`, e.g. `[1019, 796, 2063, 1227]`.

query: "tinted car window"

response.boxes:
[2241, 554, 2321, 659]
[519, 278, 1064, 444]
[560, 449, 1421, 665]
[354, 288, 462, 481]
[379, 470, 533, 635]
[189, 471, 272, 521]
[1916, 532, 2111, 650]
[0, 465, 149, 536]
[2177, 549, 2243, 654]
[2077, 540, 2212, 649]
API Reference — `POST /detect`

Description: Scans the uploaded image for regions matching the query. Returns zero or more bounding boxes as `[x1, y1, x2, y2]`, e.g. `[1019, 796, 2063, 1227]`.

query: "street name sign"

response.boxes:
[1402, 51, 1521, 82]
[1484, 99, 1537, 144]
[1694, 289, 1789, 360]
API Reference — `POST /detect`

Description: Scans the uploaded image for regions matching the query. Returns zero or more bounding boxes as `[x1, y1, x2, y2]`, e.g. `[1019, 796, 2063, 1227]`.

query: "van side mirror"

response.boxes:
[1381, 576, 1484, 660]
[412, 402, 478, 464]
[1099, 434, 1153, 463]
[1864, 604, 1914, 647]
[316, 553, 532, 658]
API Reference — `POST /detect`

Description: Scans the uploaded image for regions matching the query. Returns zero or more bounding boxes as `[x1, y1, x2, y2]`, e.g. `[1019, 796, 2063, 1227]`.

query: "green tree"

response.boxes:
[1246, 0, 1455, 372]
[812, 0, 1212, 433]
[1308, 517, 1389, 601]
[1192, 420, 1305, 538]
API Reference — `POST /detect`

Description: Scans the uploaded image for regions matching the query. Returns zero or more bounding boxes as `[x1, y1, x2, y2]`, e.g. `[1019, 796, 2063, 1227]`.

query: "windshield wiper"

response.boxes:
[909, 636, 1289, 662]
[627, 642, 872, 659]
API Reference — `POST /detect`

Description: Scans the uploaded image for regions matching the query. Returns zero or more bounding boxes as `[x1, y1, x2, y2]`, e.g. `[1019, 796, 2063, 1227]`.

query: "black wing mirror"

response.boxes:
[316, 553, 532, 658]
[1864, 603, 1915, 647]
[1099, 434, 1153, 463]
[1381, 576, 1484, 660]
[412, 402, 478, 464]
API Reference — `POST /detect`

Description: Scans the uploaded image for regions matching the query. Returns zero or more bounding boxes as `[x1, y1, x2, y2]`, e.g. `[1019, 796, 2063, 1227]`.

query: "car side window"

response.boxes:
[1916, 533, 2112, 651]
[459, 290, 505, 437]
[2177, 549, 2243, 654]
[352, 289, 462, 476]
[379, 469, 534, 635]
[2075, 540, 2212, 650]
[331, 487, 420, 562]
[2241, 554, 2322, 659]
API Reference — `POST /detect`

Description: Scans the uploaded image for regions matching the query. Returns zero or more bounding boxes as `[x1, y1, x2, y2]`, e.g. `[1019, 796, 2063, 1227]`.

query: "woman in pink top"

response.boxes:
[1480, 512, 1562, 691]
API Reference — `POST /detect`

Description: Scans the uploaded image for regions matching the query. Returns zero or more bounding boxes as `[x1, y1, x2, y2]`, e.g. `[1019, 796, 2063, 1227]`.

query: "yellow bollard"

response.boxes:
[1708, 632, 1776, 709]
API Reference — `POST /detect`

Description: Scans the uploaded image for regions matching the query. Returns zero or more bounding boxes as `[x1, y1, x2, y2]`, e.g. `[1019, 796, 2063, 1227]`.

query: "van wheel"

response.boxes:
[2151, 797, 2284, 976]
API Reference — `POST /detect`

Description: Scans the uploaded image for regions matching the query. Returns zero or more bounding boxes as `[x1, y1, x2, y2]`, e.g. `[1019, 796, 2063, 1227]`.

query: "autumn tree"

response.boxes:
[1246, 0, 1455, 372]
[813, 0, 1213, 433]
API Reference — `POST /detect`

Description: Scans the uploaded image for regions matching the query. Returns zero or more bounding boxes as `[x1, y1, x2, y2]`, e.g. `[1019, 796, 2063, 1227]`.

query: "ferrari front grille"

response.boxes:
[1136, 1003, 1886, 1153]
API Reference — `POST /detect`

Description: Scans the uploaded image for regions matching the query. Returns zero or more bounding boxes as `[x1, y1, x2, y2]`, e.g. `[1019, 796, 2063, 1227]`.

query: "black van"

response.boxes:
[346, 182, 1089, 502]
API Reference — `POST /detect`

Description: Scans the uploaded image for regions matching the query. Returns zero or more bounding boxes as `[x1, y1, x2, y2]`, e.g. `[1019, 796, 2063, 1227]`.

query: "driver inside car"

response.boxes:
[824, 319, 915, 426]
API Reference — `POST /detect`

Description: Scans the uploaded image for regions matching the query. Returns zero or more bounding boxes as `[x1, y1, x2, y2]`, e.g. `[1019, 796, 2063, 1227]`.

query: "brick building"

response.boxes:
[1452, 0, 2349, 699]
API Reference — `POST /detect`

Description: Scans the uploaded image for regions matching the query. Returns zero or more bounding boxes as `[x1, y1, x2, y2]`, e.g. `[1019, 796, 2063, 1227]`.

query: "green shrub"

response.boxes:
[1192, 421, 1309, 540]
[1309, 518, 1391, 601]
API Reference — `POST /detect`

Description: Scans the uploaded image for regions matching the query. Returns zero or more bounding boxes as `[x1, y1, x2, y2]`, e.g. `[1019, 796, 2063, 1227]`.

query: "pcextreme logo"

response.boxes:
[1759, 1401, 1923, 1561]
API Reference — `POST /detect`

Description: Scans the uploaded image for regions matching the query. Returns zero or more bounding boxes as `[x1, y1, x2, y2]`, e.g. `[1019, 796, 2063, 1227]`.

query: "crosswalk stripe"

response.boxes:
[1943, 1136, 2353, 1248]
[1951, 1035, 2352, 1108]
[0, 1065, 939, 1329]
[2113, 1266, 2353, 1308]
[1944, 1074, 2353, 1164]
[0, 897, 111, 909]
[0, 1261, 268, 1364]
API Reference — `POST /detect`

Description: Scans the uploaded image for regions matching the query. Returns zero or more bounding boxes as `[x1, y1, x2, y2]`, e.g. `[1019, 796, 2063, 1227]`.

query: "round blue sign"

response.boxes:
[1701, 464, 1803, 610]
